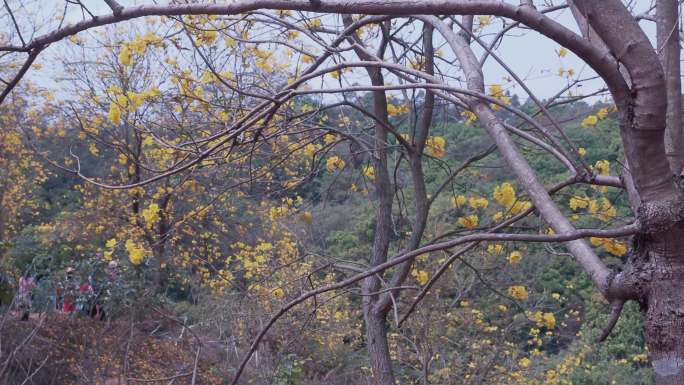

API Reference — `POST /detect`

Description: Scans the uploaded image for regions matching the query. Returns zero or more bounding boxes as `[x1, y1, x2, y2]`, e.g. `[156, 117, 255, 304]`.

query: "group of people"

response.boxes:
[11, 260, 120, 321]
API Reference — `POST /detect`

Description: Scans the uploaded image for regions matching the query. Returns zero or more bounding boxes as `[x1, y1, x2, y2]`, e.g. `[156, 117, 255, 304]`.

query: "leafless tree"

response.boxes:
[2, 1, 684, 384]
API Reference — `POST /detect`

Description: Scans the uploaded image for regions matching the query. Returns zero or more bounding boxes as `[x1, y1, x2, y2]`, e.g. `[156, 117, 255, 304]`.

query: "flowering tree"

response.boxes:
[1, 1, 684, 384]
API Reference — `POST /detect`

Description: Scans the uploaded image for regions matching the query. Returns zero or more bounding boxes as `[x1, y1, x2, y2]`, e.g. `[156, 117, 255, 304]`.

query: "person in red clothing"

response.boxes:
[17, 274, 36, 320]
[60, 267, 76, 313]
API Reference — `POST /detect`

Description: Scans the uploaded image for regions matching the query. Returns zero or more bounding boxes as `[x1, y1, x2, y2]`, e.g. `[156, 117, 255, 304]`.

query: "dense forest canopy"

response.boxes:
[0, 1, 683, 384]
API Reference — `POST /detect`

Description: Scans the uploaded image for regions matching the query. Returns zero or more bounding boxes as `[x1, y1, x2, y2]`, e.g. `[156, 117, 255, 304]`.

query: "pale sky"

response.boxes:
[19, 1, 663, 102]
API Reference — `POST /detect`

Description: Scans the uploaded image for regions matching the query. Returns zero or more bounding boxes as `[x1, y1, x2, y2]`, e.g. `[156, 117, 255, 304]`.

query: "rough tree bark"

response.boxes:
[573, 1, 684, 384]
[342, 18, 436, 384]
[341, 16, 396, 385]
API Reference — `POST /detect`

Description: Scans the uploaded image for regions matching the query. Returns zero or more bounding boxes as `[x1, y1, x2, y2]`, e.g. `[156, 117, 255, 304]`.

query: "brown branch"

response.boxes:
[3, 0, 25, 46]
[103, 0, 124, 15]
[0, 45, 45, 105]
[228, 222, 639, 385]
[597, 299, 625, 342]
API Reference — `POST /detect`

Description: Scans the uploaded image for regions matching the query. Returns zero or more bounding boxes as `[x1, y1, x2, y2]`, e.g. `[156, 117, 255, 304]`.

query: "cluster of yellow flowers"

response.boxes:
[125, 239, 147, 266]
[478, 15, 491, 27]
[558, 67, 575, 78]
[589, 197, 617, 222]
[469, 196, 489, 209]
[594, 159, 610, 175]
[458, 214, 479, 229]
[118, 31, 163, 66]
[461, 110, 477, 125]
[581, 105, 616, 128]
[493, 182, 516, 208]
[451, 194, 466, 208]
[508, 250, 523, 264]
[303, 143, 322, 158]
[197, 30, 218, 45]
[363, 165, 375, 180]
[387, 102, 410, 116]
[493, 182, 532, 216]
[488, 84, 511, 110]
[308, 17, 322, 29]
[268, 205, 289, 221]
[411, 269, 430, 285]
[487, 243, 504, 254]
[568, 196, 590, 211]
[103, 238, 117, 261]
[507, 285, 529, 301]
[590, 237, 627, 256]
[529, 311, 556, 330]
[425, 136, 446, 158]
[569, 193, 616, 222]
[142, 202, 161, 229]
[326, 156, 346, 172]
[107, 86, 160, 125]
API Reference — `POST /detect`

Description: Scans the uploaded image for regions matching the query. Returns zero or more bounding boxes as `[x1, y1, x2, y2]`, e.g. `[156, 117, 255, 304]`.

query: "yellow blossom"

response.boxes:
[425, 136, 446, 158]
[542, 312, 556, 329]
[199, 30, 218, 45]
[451, 195, 466, 208]
[569, 196, 589, 211]
[493, 182, 516, 208]
[461, 110, 477, 125]
[142, 203, 161, 227]
[590, 237, 627, 256]
[125, 239, 146, 265]
[508, 285, 529, 301]
[581, 115, 599, 128]
[458, 215, 479, 229]
[468, 197, 489, 209]
[510, 201, 532, 214]
[412, 269, 429, 285]
[597, 107, 611, 120]
[303, 143, 321, 157]
[108, 103, 121, 124]
[118, 45, 132, 66]
[487, 243, 504, 254]
[308, 18, 322, 29]
[594, 159, 610, 175]
[518, 357, 531, 369]
[589, 197, 616, 221]
[387, 103, 410, 116]
[89, 143, 99, 156]
[323, 134, 337, 144]
[363, 165, 375, 180]
[489, 84, 504, 98]
[326, 156, 346, 172]
[508, 250, 522, 264]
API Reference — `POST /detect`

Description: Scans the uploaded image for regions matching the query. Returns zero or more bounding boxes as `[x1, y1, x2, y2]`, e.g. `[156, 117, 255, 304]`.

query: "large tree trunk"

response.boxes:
[572, 2, 684, 383]
[362, 85, 395, 385]
[340, 16, 396, 385]
[641, 225, 684, 383]
[363, 306, 395, 385]
[342, 20, 437, 384]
